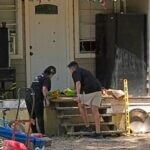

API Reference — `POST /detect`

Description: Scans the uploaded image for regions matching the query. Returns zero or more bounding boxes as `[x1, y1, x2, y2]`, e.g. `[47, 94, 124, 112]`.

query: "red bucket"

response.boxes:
[3, 140, 27, 150]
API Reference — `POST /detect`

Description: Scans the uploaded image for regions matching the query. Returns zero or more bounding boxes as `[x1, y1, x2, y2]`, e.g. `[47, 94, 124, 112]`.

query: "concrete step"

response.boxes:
[50, 97, 111, 108]
[57, 114, 113, 123]
[55, 105, 111, 110]
[51, 96, 150, 103]
[61, 122, 116, 133]
[50, 97, 110, 103]
[55, 106, 111, 115]
[51, 102, 111, 108]
[61, 122, 115, 127]
[58, 113, 115, 119]
[67, 130, 125, 136]
[61, 122, 116, 131]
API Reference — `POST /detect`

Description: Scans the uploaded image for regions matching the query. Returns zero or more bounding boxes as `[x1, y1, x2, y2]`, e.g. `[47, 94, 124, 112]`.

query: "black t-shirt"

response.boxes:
[72, 67, 101, 94]
[31, 74, 51, 96]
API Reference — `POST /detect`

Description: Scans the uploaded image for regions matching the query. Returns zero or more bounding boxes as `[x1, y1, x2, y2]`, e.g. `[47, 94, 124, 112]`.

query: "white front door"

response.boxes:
[29, 0, 69, 90]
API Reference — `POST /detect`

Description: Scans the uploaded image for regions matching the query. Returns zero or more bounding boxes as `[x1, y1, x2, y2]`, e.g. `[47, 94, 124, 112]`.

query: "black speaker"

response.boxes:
[0, 68, 15, 82]
[0, 27, 9, 68]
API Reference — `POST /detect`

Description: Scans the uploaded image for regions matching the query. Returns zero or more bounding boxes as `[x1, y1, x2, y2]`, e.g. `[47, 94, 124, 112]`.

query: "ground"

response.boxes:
[47, 134, 150, 150]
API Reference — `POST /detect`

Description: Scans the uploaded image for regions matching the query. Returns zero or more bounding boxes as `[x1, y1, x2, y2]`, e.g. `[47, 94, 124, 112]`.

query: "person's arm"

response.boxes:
[42, 86, 49, 99]
[42, 86, 50, 107]
[76, 81, 81, 102]
[42, 77, 51, 107]
[72, 70, 81, 102]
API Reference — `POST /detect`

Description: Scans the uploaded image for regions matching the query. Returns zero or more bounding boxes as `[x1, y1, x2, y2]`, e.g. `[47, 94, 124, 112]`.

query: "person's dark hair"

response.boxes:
[68, 61, 79, 68]
[44, 66, 56, 75]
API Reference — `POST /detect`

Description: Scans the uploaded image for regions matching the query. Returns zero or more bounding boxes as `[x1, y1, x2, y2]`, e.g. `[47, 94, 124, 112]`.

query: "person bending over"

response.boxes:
[25, 66, 56, 134]
[68, 61, 103, 138]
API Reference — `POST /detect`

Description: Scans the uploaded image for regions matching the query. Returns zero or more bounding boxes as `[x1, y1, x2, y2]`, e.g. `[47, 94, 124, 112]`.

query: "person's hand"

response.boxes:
[44, 98, 50, 107]
[74, 94, 81, 103]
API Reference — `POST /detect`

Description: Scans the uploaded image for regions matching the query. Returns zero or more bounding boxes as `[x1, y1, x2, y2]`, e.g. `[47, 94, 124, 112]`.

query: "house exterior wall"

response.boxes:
[76, 0, 149, 76]
[23, 0, 114, 87]
[11, 59, 26, 88]
[11, 1, 26, 89]
[0, 0, 26, 90]
[126, 0, 148, 14]
[75, 0, 114, 75]
[1, 0, 149, 91]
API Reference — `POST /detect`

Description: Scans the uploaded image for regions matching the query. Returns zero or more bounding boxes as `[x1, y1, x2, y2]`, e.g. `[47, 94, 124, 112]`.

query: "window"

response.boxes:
[0, 0, 23, 59]
[80, 40, 96, 52]
[74, 0, 113, 58]
[35, 4, 58, 14]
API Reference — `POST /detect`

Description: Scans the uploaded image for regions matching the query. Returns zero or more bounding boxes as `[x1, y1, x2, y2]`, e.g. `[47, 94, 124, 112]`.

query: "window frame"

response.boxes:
[10, 0, 23, 59]
[74, 0, 95, 58]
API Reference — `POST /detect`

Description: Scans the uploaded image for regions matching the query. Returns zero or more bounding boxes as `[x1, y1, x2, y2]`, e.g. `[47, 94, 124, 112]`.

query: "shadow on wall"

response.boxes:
[111, 47, 146, 96]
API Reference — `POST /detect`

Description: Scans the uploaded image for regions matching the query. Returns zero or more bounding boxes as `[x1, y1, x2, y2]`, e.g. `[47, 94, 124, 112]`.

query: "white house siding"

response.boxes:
[79, 0, 113, 41]
[1, 0, 149, 90]
[126, 0, 148, 14]
[0, 0, 26, 89]
[11, 59, 26, 88]
[12, 1, 26, 89]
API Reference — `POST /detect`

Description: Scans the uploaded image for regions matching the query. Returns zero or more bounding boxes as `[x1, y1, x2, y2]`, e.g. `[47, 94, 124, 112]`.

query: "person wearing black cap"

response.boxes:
[25, 66, 56, 134]
[68, 61, 103, 138]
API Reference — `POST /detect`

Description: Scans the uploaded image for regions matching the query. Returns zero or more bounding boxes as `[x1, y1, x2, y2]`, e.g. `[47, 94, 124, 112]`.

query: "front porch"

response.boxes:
[1, 96, 150, 137]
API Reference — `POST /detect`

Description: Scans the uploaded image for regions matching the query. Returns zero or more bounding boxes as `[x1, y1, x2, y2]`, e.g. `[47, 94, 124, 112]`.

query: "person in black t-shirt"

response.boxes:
[68, 61, 103, 137]
[25, 66, 56, 134]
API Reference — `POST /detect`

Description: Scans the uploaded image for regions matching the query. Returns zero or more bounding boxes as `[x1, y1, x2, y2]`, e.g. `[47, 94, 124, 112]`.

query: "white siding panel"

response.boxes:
[79, 23, 95, 40]
[0, 0, 14, 5]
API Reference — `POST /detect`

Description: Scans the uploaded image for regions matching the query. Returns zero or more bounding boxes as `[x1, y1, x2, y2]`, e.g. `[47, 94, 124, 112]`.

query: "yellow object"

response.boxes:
[124, 79, 130, 135]
[49, 90, 60, 98]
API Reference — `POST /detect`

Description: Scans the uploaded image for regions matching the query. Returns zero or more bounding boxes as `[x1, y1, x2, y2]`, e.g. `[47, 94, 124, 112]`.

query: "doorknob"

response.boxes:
[30, 52, 33, 56]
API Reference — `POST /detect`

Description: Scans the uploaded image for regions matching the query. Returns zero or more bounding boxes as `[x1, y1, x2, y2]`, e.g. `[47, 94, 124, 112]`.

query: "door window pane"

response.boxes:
[35, 4, 58, 14]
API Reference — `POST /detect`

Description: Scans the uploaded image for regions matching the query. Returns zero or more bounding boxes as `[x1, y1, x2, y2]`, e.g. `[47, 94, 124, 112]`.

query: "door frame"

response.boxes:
[25, 0, 74, 87]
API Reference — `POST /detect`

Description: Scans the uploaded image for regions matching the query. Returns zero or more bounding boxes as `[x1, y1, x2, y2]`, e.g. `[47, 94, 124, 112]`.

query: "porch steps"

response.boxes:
[55, 106, 111, 115]
[61, 122, 116, 133]
[57, 113, 115, 119]
[51, 97, 124, 136]
[55, 105, 111, 110]
[61, 122, 115, 127]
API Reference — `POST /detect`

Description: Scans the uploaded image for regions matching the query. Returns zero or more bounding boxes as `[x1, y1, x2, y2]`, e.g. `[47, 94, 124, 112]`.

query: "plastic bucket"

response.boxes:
[3, 140, 27, 150]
